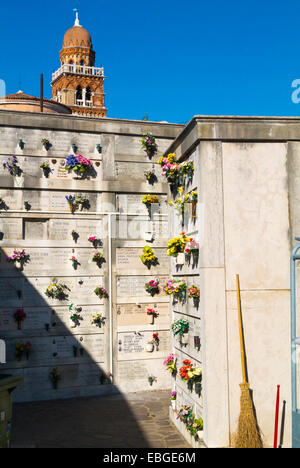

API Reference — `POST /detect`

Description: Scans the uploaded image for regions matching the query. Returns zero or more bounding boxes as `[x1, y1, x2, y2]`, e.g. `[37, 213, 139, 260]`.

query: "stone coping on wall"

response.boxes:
[163, 114, 300, 161]
[0, 110, 184, 139]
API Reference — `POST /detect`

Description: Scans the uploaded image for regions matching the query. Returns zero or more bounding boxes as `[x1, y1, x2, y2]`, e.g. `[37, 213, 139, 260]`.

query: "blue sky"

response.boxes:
[1, 0, 300, 123]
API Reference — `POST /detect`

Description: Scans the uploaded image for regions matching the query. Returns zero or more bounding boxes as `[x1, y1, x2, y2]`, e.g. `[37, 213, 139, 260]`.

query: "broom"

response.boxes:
[233, 274, 263, 448]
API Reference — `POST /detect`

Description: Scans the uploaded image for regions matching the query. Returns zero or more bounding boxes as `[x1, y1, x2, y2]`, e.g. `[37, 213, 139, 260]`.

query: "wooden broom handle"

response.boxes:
[236, 274, 247, 384]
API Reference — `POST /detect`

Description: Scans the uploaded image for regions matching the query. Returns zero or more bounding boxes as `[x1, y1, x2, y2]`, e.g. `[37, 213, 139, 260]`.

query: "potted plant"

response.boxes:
[145, 279, 160, 296]
[140, 246, 158, 269]
[146, 308, 159, 325]
[14, 342, 25, 361]
[140, 133, 157, 158]
[3, 155, 22, 176]
[49, 366, 62, 390]
[163, 354, 177, 378]
[65, 154, 92, 178]
[170, 391, 177, 410]
[13, 308, 26, 330]
[91, 313, 105, 328]
[40, 161, 51, 177]
[94, 287, 109, 299]
[65, 195, 76, 213]
[7, 249, 29, 270]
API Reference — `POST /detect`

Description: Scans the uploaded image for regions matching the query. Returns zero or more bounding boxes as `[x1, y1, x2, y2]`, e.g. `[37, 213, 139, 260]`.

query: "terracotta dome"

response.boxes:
[62, 25, 92, 49]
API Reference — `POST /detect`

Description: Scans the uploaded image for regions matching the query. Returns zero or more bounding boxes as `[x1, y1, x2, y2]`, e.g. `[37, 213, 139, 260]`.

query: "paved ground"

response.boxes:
[11, 390, 190, 448]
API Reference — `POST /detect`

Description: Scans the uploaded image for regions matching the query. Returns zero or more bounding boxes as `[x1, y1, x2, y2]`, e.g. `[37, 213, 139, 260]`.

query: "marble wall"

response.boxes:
[0, 112, 182, 402]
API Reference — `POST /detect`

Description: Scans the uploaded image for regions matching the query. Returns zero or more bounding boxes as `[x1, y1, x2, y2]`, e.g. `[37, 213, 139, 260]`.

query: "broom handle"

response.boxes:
[236, 274, 247, 384]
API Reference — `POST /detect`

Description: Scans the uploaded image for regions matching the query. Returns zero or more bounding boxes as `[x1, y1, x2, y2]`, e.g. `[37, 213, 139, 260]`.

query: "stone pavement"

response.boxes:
[11, 390, 191, 448]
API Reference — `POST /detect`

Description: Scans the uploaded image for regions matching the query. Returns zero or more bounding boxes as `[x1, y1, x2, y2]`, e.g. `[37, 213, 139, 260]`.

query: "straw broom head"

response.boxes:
[233, 382, 263, 448]
[234, 275, 263, 448]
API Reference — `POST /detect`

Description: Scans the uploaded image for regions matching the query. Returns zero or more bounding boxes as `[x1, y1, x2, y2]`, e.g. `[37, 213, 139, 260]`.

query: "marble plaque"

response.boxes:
[117, 302, 169, 327]
[116, 248, 169, 270]
[117, 275, 169, 297]
[0, 218, 23, 240]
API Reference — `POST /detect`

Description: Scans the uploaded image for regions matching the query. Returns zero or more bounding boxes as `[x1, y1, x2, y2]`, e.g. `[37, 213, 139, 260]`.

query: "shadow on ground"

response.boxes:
[11, 390, 190, 448]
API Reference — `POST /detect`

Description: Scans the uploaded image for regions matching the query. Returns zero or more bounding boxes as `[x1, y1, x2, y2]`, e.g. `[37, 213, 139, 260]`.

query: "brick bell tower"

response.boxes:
[51, 12, 107, 118]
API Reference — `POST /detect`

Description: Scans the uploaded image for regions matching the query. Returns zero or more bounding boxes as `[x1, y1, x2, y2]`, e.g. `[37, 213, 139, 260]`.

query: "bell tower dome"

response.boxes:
[51, 12, 107, 118]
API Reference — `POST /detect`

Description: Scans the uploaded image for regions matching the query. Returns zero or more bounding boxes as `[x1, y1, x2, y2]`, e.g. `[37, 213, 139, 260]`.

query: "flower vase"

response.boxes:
[171, 400, 176, 410]
[180, 333, 189, 345]
[69, 203, 75, 213]
[190, 201, 197, 218]
[195, 382, 201, 396]
[176, 253, 185, 266]
[17, 320, 22, 330]
[147, 314, 154, 325]
[15, 260, 22, 270]
[146, 343, 154, 353]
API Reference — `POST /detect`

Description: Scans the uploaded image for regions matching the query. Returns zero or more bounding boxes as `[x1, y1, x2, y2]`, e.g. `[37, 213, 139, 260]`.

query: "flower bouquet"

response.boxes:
[70, 255, 79, 269]
[71, 230, 79, 243]
[7, 249, 29, 270]
[140, 246, 158, 269]
[146, 333, 159, 352]
[163, 354, 177, 377]
[180, 161, 194, 184]
[40, 161, 51, 177]
[88, 236, 101, 248]
[92, 251, 105, 267]
[91, 312, 105, 328]
[171, 318, 189, 337]
[13, 308, 27, 330]
[158, 153, 180, 188]
[167, 232, 193, 258]
[66, 195, 76, 213]
[170, 390, 177, 409]
[49, 366, 62, 389]
[45, 282, 67, 300]
[3, 155, 22, 176]
[145, 279, 160, 296]
[94, 287, 109, 299]
[144, 170, 157, 185]
[70, 311, 82, 327]
[14, 342, 25, 361]
[65, 154, 92, 178]
[164, 279, 187, 302]
[188, 285, 200, 303]
[142, 194, 159, 218]
[41, 138, 51, 150]
[177, 405, 203, 438]
[146, 308, 159, 324]
[75, 193, 88, 211]
[140, 133, 157, 158]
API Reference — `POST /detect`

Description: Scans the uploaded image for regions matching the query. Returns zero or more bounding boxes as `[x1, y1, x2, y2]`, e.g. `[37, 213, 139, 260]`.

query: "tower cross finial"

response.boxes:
[73, 6, 81, 26]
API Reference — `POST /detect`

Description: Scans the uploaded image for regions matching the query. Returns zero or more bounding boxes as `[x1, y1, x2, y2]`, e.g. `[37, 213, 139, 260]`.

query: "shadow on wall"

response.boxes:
[0, 249, 150, 447]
